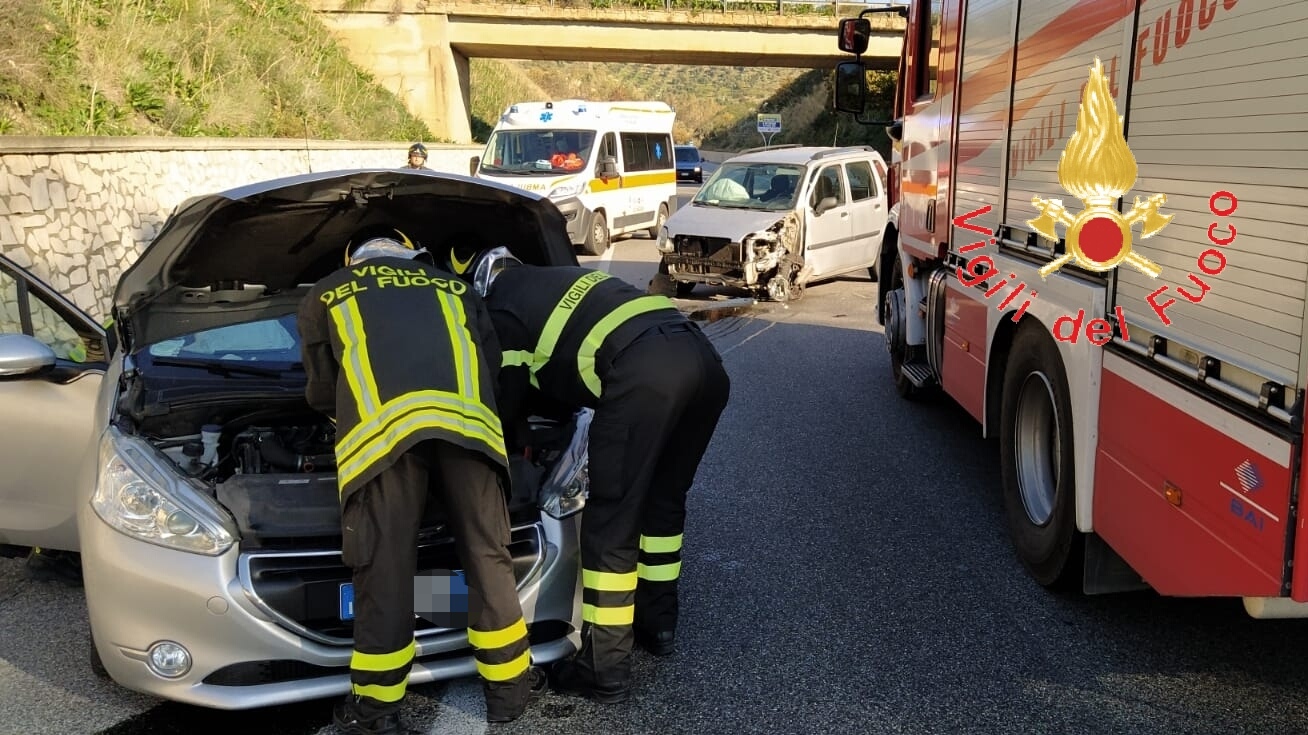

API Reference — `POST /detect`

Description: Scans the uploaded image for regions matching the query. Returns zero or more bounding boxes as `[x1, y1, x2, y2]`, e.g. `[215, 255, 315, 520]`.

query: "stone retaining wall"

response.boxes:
[0, 137, 483, 321]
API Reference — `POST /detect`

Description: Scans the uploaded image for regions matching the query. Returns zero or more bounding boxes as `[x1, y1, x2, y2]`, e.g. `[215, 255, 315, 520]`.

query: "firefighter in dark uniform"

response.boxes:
[298, 229, 544, 734]
[447, 245, 731, 704]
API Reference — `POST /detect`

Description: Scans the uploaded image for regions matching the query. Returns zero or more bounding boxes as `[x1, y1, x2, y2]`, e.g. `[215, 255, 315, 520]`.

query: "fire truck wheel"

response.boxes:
[885, 256, 922, 400]
[999, 324, 1081, 590]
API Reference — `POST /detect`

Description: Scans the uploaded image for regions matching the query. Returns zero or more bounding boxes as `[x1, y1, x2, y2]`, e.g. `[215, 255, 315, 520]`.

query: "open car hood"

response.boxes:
[114, 169, 578, 350]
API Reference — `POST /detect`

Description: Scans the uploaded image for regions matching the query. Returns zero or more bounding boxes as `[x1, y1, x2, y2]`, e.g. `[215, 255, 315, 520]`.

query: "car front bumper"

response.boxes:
[551, 196, 593, 247]
[79, 501, 581, 709]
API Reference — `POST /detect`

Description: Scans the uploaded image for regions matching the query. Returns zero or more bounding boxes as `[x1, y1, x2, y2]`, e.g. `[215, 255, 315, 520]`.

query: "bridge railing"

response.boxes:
[500, 1, 910, 16]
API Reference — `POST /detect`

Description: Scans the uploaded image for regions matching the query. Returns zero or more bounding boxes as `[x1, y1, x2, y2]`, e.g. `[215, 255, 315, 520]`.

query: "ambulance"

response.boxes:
[834, 1, 1308, 617]
[471, 100, 679, 256]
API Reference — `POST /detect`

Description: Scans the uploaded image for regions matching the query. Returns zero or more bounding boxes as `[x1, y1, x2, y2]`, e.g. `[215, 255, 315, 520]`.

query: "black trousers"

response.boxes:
[574, 321, 731, 686]
[341, 440, 533, 717]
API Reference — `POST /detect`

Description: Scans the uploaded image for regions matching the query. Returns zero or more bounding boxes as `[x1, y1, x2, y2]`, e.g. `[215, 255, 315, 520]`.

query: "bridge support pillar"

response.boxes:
[318, 12, 473, 144]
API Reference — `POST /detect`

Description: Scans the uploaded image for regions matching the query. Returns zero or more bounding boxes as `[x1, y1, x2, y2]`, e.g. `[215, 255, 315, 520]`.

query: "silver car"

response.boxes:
[0, 170, 588, 709]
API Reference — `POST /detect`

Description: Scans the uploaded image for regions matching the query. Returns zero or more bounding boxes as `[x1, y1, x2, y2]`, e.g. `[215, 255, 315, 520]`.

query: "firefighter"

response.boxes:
[447, 244, 731, 704]
[404, 142, 430, 170]
[297, 227, 544, 733]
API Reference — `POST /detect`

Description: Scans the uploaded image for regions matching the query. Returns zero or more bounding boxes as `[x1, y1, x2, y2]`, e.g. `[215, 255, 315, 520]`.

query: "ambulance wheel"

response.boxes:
[582, 212, 610, 256]
[647, 203, 668, 240]
[999, 324, 1082, 590]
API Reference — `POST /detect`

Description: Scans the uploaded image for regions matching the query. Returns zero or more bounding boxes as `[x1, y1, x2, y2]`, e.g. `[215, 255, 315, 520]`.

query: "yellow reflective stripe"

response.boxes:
[578, 296, 677, 398]
[582, 603, 635, 626]
[338, 406, 507, 488]
[640, 534, 684, 553]
[637, 561, 682, 582]
[353, 681, 407, 703]
[502, 350, 535, 368]
[437, 290, 478, 401]
[467, 618, 527, 651]
[337, 389, 502, 460]
[351, 639, 416, 672]
[532, 270, 611, 375]
[477, 650, 531, 682]
[582, 569, 638, 592]
[330, 299, 381, 417]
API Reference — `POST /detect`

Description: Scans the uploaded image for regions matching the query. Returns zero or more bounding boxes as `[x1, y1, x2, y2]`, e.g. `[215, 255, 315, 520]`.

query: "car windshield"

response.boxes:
[692, 162, 805, 211]
[675, 147, 699, 163]
[146, 313, 302, 365]
[478, 129, 597, 175]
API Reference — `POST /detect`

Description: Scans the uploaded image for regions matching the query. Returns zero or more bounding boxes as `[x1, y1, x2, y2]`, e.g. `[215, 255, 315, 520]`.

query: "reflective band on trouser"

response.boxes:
[639, 534, 683, 554]
[469, 617, 531, 682]
[582, 567, 637, 627]
[638, 534, 684, 583]
[529, 270, 612, 383]
[638, 561, 682, 582]
[330, 299, 381, 419]
[577, 297, 678, 398]
[351, 638, 416, 704]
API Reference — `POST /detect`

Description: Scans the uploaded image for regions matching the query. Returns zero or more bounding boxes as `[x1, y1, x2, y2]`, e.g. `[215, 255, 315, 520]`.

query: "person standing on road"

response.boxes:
[298, 227, 544, 734]
[446, 244, 731, 704]
[404, 143, 431, 170]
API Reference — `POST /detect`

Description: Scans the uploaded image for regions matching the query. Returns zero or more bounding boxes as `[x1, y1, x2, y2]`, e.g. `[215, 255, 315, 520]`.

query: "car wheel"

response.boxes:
[999, 323, 1082, 590]
[581, 211, 609, 256]
[647, 203, 668, 240]
[884, 256, 922, 400]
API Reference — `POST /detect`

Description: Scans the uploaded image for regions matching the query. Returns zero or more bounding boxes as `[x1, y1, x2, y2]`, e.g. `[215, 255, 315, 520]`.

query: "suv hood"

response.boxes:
[667, 204, 789, 242]
[114, 169, 577, 350]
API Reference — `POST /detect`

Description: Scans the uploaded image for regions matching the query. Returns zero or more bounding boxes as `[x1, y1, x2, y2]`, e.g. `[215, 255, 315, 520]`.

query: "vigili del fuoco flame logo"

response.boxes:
[1028, 57, 1172, 279]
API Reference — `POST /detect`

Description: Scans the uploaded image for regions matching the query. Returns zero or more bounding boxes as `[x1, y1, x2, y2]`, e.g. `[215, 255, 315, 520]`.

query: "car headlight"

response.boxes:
[548, 181, 586, 200]
[656, 227, 671, 252]
[539, 409, 592, 520]
[91, 429, 237, 555]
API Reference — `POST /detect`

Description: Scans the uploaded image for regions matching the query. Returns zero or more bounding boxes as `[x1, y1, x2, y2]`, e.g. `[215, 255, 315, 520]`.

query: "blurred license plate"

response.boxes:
[339, 571, 469, 623]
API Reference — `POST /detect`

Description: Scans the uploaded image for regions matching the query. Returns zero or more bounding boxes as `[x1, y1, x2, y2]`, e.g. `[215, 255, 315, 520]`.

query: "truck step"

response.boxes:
[902, 360, 936, 388]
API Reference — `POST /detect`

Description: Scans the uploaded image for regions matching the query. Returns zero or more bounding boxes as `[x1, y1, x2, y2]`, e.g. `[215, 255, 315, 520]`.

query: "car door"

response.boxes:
[801, 163, 855, 279]
[842, 158, 888, 272]
[0, 255, 109, 552]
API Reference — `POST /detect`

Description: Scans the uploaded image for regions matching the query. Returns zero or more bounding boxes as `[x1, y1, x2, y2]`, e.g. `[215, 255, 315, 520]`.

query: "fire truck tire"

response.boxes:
[999, 324, 1082, 590]
[885, 256, 923, 400]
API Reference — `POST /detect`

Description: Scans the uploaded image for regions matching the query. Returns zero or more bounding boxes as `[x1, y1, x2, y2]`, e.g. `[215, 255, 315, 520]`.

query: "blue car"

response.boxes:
[675, 144, 703, 184]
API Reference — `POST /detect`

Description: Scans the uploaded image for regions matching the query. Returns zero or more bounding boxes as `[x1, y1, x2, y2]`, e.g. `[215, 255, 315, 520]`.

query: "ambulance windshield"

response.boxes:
[479, 129, 597, 175]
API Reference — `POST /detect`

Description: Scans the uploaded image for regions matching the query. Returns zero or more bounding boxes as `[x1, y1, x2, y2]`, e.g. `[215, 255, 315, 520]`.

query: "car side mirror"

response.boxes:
[815, 196, 839, 215]
[0, 334, 57, 377]
[469, 156, 480, 177]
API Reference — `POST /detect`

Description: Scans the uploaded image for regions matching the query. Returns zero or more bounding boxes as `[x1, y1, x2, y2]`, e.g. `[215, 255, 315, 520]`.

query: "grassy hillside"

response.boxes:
[0, 0, 895, 157]
[0, 0, 430, 139]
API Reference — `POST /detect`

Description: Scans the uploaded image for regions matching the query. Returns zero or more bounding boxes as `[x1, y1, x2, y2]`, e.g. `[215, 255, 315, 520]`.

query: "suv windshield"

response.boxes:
[675, 147, 700, 163]
[692, 162, 805, 211]
[146, 314, 302, 365]
[479, 129, 597, 175]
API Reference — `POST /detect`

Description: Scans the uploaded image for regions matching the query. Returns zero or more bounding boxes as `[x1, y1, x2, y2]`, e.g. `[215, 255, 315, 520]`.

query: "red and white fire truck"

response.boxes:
[834, 0, 1308, 617]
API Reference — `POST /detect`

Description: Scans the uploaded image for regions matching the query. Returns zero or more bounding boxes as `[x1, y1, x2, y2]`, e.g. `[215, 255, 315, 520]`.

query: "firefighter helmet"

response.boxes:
[448, 245, 521, 297]
[345, 227, 430, 266]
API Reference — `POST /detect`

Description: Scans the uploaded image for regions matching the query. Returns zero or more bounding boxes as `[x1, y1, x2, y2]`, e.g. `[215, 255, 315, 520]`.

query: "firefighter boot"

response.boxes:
[484, 666, 547, 724]
[332, 695, 404, 735]
[548, 628, 630, 704]
[634, 628, 676, 657]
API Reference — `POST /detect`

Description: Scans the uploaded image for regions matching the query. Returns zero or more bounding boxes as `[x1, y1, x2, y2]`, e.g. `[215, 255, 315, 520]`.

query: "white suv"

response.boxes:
[654, 145, 889, 302]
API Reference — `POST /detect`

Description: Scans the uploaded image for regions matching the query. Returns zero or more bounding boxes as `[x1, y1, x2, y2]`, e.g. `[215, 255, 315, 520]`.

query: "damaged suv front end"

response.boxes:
[656, 161, 807, 302]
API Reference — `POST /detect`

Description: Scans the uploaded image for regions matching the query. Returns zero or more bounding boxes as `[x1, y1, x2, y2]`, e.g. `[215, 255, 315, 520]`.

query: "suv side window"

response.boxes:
[810, 165, 847, 208]
[0, 267, 97, 362]
[845, 160, 879, 201]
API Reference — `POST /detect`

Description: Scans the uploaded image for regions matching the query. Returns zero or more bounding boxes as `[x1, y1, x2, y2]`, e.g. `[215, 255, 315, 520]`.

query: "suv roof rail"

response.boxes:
[739, 143, 804, 154]
[809, 145, 879, 161]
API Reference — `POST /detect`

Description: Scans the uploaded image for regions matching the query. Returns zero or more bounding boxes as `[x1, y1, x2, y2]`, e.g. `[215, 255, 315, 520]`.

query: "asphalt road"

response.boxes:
[5, 182, 1308, 734]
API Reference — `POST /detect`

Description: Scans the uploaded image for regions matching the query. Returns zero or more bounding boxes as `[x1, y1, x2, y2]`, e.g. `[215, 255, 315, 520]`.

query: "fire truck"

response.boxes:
[833, 1, 1308, 617]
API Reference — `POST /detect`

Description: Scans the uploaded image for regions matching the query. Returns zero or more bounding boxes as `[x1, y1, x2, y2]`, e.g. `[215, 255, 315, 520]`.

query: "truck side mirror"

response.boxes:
[834, 61, 866, 115]
[469, 156, 480, 177]
[599, 155, 619, 181]
[838, 18, 871, 55]
[886, 120, 903, 143]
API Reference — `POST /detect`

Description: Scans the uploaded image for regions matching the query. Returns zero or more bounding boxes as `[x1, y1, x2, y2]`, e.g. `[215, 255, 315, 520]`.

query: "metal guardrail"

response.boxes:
[499, 1, 910, 16]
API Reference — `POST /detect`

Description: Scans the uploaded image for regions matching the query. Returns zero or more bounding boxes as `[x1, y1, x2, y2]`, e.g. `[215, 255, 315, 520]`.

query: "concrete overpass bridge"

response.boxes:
[309, 0, 906, 143]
